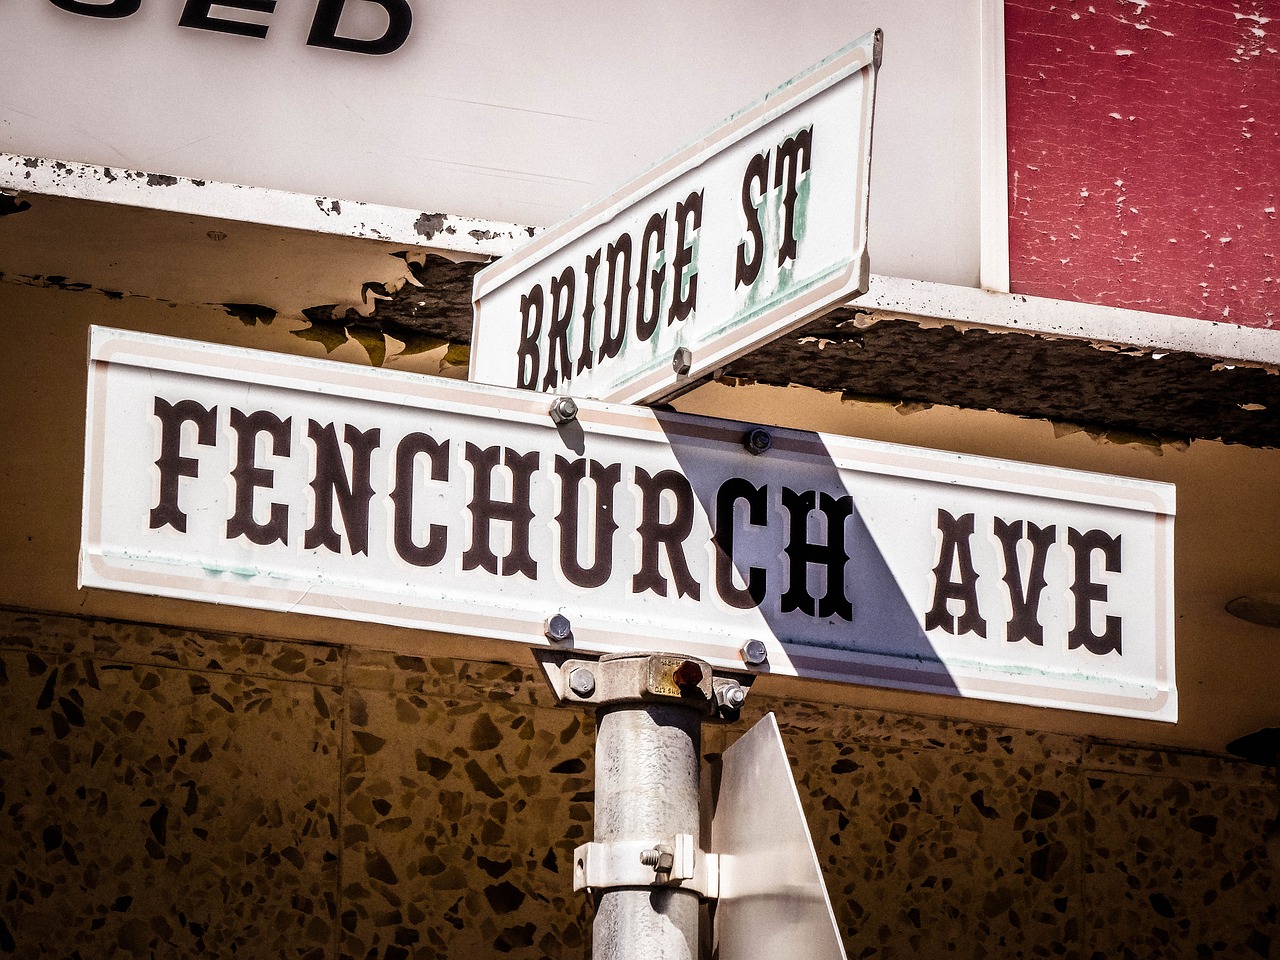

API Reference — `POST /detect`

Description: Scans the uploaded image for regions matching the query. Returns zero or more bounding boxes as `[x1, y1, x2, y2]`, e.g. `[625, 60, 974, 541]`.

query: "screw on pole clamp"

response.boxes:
[572, 835, 719, 900]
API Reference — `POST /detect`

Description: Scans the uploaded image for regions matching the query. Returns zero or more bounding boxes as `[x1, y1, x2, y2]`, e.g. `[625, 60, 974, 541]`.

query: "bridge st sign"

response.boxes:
[83, 328, 1177, 720]
[469, 31, 882, 404]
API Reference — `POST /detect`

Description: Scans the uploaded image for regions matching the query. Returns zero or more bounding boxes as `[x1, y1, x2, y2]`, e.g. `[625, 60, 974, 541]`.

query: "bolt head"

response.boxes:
[568, 667, 596, 698]
[543, 614, 572, 643]
[549, 397, 578, 424]
[724, 684, 747, 709]
[744, 428, 772, 455]
[740, 639, 768, 666]
[672, 347, 693, 375]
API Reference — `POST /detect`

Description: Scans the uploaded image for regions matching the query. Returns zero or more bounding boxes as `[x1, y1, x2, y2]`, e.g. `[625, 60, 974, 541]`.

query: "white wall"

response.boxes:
[1, 0, 984, 286]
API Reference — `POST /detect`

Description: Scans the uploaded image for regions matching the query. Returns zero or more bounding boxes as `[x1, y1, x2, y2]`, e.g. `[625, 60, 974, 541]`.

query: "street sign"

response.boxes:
[83, 327, 1176, 720]
[469, 31, 882, 404]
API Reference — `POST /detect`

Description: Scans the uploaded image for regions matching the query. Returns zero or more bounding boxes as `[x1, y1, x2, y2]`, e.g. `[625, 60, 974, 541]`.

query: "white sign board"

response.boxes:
[2, 4, 985, 289]
[83, 327, 1177, 720]
[469, 33, 880, 404]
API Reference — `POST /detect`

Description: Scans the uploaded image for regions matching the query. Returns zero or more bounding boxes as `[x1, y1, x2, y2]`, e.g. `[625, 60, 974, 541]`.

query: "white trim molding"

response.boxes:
[860, 275, 1280, 367]
[0, 154, 532, 260]
[979, 0, 1011, 294]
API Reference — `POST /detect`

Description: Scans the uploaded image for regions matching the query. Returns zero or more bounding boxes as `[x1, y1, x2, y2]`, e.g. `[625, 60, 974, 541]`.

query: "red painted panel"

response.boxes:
[1005, 0, 1280, 328]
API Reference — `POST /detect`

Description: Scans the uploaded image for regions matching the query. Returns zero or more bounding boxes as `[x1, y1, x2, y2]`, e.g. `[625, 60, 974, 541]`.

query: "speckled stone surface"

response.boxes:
[1, 612, 343, 958]
[336, 651, 591, 959]
[1080, 744, 1276, 959]
[742, 704, 1084, 959]
[1, 607, 1275, 959]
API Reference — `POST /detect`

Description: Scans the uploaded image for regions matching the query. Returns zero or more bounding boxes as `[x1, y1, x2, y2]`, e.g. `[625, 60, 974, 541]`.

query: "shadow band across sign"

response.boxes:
[459, 29, 1176, 721]
[469, 30, 882, 406]
[82, 326, 1176, 721]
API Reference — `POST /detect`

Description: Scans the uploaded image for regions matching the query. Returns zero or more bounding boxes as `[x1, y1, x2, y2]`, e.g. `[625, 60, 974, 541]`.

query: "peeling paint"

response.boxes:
[414, 213, 447, 239]
[6, 273, 132, 300]
[722, 309, 1280, 447]
[222, 303, 276, 326]
[1005, 0, 1280, 328]
[1051, 421, 1189, 456]
[0, 194, 31, 216]
[339, 258, 1280, 446]
[1, 154, 533, 258]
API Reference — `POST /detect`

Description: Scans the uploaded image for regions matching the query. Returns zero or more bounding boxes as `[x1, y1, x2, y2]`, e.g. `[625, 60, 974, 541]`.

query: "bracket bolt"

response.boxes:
[743, 428, 772, 455]
[672, 347, 693, 376]
[739, 639, 768, 666]
[639, 845, 674, 873]
[543, 613, 572, 643]
[568, 667, 596, 698]
[549, 396, 578, 424]
[722, 683, 747, 710]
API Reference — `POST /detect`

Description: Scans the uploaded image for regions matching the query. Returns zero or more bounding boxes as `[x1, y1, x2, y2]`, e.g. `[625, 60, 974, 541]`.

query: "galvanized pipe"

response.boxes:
[592, 701, 702, 960]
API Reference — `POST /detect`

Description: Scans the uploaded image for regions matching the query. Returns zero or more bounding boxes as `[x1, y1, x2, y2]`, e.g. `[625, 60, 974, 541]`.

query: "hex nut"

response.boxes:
[568, 667, 596, 698]
[743, 428, 772, 455]
[549, 397, 578, 424]
[672, 347, 693, 375]
[739, 639, 768, 665]
[544, 613, 572, 643]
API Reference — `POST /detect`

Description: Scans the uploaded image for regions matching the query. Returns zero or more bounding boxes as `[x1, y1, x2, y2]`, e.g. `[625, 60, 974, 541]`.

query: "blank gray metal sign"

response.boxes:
[713, 713, 846, 960]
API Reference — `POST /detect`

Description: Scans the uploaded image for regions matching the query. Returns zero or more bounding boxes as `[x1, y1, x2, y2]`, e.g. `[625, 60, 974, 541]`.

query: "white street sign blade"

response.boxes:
[83, 328, 1176, 720]
[469, 31, 881, 404]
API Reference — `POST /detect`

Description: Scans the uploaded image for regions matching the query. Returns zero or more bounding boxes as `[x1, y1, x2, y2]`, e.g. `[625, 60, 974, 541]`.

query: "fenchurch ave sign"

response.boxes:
[470, 32, 881, 404]
[83, 328, 1177, 720]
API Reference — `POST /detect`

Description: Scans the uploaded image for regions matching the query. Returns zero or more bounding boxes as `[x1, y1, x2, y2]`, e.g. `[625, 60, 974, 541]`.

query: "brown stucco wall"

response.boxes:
[2, 606, 1273, 959]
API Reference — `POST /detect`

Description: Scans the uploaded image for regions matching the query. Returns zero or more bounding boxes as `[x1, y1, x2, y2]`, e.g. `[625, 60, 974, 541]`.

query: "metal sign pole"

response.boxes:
[593, 699, 703, 960]
[537, 649, 748, 960]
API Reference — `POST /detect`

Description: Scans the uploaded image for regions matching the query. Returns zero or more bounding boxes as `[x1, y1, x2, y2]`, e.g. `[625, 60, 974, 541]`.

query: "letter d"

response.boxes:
[307, 0, 411, 55]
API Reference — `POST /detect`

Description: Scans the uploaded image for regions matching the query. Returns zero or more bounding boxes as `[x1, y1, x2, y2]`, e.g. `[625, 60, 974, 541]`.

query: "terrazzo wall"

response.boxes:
[1, 606, 1274, 959]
